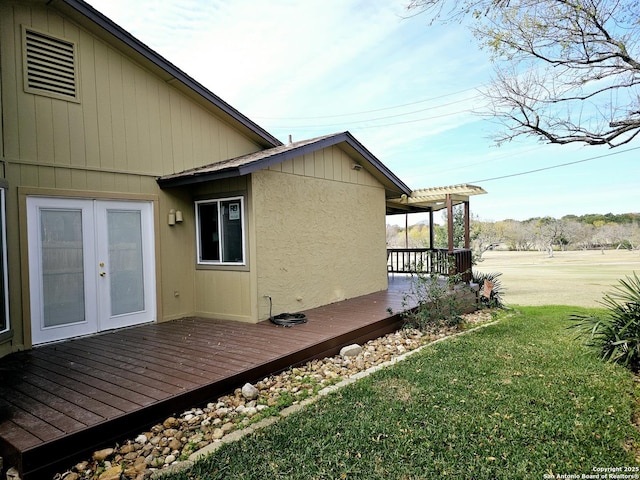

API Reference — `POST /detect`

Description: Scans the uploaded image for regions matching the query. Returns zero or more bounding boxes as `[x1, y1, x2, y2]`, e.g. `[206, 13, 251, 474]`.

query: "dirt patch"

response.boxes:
[373, 378, 418, 402]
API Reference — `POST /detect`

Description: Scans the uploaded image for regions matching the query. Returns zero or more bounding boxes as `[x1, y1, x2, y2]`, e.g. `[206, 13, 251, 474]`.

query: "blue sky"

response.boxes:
[87, 0, 639, 225]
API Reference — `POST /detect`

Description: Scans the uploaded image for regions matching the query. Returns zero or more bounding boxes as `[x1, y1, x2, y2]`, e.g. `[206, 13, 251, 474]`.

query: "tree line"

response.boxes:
[387, 210, 640, 257]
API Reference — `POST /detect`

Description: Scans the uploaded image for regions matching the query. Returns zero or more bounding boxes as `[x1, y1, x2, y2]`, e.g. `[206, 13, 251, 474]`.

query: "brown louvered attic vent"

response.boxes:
[22, 27, 79, 102]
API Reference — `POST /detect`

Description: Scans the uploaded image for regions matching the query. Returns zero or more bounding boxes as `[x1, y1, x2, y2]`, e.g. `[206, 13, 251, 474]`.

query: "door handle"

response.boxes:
[99, 272, 106, 277]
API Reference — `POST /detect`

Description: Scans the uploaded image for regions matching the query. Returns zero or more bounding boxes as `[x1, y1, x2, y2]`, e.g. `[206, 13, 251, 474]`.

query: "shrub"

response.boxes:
[570, 272, 640, 371]
[401, 263, 468, 331]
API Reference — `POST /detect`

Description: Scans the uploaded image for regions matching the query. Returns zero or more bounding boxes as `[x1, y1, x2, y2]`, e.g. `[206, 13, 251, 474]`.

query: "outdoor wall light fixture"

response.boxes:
[168, 209, 183, 226]
[352, 164, 363, 171]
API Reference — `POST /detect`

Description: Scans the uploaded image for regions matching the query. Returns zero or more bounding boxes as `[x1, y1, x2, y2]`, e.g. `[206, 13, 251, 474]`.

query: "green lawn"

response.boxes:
[164, 306, 640, 479]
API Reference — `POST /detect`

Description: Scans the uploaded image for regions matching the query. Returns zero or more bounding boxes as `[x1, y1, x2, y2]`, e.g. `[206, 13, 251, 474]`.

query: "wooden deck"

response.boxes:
[0, 277, 452, 479]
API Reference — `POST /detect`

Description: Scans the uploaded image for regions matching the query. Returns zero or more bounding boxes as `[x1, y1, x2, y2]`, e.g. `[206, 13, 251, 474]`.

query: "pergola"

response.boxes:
[386, 184, 487, 252]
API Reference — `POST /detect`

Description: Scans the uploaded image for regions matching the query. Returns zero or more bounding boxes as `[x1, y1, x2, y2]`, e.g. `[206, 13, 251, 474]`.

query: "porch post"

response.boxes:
[405, 213, 409, 248]
[464, 200, 470, 249]
[446, 194, 454, 253]
[429, 209, 434, 249]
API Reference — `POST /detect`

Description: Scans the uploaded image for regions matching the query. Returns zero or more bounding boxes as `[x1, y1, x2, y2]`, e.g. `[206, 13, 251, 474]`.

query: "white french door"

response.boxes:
[27, 197, 156, 345]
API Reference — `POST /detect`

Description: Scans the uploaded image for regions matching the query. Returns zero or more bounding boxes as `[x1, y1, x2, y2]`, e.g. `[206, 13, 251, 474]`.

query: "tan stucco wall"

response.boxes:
[0, 1, 264, 353]
[252, 148, 388, 320]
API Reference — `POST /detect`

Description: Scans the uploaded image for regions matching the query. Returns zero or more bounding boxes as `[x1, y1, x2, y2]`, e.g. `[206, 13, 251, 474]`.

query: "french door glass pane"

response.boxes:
[108, 210, 144, 315]
[41, 209, 86, 327]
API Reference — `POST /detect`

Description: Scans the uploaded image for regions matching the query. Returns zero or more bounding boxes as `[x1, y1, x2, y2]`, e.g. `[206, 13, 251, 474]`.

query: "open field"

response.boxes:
[474, 249, 640, 307]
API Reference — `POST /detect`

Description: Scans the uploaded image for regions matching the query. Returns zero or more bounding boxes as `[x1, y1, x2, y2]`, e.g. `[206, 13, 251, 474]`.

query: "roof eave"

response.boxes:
[157, 168, 243, 188]
[157, 132, 412, 197]
[156, 142, 322, 188]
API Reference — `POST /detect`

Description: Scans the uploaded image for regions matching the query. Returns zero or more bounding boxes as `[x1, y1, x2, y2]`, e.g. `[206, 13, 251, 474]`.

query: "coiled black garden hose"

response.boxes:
[266, 295, 308, 327]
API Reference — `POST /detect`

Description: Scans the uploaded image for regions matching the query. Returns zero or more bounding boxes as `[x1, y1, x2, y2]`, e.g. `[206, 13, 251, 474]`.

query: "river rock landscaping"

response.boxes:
[54, 310, 494, 480]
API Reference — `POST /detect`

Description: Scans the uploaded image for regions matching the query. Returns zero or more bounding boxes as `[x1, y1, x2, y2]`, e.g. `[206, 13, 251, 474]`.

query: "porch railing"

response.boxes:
[386, 248, 473, 283]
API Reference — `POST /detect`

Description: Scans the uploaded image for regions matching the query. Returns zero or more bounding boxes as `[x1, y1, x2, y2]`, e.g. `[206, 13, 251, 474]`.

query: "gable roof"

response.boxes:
[48, 0, 282, 149]
[157, 131, 412, 197]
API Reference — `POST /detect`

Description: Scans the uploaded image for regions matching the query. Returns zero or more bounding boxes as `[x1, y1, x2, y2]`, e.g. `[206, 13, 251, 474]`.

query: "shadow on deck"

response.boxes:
[0, 277, 477, 479]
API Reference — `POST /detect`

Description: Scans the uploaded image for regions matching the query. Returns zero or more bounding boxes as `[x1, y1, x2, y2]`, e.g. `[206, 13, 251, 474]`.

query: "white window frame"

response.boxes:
[195, 196, 246, 266]
[0, 187, 9, 334]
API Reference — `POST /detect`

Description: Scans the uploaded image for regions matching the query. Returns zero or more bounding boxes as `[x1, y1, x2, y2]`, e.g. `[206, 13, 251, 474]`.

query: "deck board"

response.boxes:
[26, 354, 158, 406]
[12, 375, 118, 421]
[12, 365, 131, 415]
[39, 349, 186, 396]
[0, 277, 468, 479]
[77, 336, 219, 379]
[0, 389, 87, 434]
[57, 344, 201, 390]
[22, 357, 152, 410]
[0, 398, 65, 443]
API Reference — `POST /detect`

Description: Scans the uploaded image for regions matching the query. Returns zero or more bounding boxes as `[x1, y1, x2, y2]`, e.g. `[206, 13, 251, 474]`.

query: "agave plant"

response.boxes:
[472, 271, 505, 309]
[571, 272, 640, 371]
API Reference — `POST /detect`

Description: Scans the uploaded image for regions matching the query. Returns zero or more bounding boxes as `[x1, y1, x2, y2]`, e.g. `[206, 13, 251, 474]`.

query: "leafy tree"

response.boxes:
[438, 205, 466, 249]
[409, 223, 432, 247]
[577, 212, 640, 225]
[433, 223, 449, 248]
[407, 0, 640, 147]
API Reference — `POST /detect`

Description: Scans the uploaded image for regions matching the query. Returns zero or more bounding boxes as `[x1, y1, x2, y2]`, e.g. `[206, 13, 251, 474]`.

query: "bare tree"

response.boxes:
[563, 220, 596, 249]
[592, 221, 619, 251]
[407, 0, 640, 147]
[605, 221, 640, 249]
[503, 219, 537, 250]
[629, 222, 640, 250]
[386, 224, 403, 247]
[471, 219, 504, 258]
[535, 216, 566, 256]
